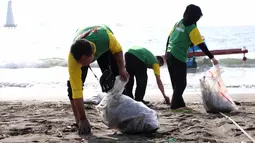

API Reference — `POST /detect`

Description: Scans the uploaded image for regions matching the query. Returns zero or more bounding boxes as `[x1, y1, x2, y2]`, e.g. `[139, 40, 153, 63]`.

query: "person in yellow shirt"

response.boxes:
[67, 24, 129, 135]
[123, 46, 170, 105]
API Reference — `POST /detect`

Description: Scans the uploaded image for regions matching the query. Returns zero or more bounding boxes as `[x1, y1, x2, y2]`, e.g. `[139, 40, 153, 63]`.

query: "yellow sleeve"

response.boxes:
[106, 30, 122, 54]
[168, 22, 177, 36]
[152, 64, 160, 76]
[68, 53, 83, 99]
[168, 27, 174, 36]
[189, 27, 204, 46]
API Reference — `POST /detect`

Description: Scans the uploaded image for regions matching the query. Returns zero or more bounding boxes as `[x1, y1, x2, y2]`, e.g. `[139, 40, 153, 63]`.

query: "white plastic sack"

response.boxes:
[199, 65, 238, 113]
[96, 76, 160, 134]
[83, 91, 106, 105]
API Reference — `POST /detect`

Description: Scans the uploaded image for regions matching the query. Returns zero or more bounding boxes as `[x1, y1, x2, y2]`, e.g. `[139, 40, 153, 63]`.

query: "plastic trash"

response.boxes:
[96, 76, 160, 134]
[199, 64, 238, 113]
[83, 91, 106, 105]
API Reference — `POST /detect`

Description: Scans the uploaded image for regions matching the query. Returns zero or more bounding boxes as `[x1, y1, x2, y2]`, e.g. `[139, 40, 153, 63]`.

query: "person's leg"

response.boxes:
[67, 66, 89, 125]
[124, 73, 135, 98]
[97, 51, 120, 92]
[123, 53, 135, 98]
[108, 51, 120, 77]
[171, 63, 186, 109]
[124, 53, 148, 103]
[166, 56, 176, 90]
[134, 69, 148, 102]
[166, 52, 187, 109]
[97, 50, 119, 76]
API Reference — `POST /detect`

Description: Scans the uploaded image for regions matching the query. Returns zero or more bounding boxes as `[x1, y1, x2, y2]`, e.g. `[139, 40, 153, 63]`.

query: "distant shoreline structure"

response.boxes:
[3, 24, 18, 28]
[3, 0, 17, 28]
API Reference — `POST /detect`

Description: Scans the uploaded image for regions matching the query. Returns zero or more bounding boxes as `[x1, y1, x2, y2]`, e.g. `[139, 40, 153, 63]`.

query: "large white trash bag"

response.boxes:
[83, 91, 106, 105]
[96, 76, 160, 134]
[199, 65, 238, 113]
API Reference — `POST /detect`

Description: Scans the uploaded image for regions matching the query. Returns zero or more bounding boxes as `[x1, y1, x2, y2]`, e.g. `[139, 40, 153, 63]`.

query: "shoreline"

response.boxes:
[1, 87, 255, 103]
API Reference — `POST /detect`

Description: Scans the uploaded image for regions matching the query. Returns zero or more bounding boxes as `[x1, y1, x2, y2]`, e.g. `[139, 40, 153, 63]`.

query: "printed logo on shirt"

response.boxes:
[176, 27, 184, 32]
[175, 23, 184, 32]
[77, 29, 91, 40]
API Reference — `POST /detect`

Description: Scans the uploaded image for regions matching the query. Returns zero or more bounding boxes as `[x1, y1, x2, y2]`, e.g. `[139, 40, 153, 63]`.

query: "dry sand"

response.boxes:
[1, 93, 255, 143]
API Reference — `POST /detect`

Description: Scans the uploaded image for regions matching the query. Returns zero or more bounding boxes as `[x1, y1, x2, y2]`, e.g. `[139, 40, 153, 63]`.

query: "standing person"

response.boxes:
[67, 24, 129, 135]
[123, 46, 170, 105]
[165, 4, 219, 110]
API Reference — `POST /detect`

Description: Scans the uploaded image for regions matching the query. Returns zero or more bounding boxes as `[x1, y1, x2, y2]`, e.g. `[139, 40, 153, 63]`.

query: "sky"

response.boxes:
[0, 0, 254, 27]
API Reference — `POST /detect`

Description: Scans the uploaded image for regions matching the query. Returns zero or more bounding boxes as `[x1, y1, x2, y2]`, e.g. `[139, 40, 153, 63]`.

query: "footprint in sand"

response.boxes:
[187, 125, 205, 130]
[184, 130, 214, 137]
[9, 127, 33, 136]
[174, 137, 218, 143]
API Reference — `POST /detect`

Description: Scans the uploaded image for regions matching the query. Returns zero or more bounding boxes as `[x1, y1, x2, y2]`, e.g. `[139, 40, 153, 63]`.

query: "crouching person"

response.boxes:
[123, 46, 170, 105]
[67, 24, 129, 135]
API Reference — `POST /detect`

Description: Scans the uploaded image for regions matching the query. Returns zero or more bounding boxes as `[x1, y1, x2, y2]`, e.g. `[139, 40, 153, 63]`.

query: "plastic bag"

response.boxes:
[199, 65, 238, 113]
[96, 76, 160, 134]
[83, 91, 106, 105]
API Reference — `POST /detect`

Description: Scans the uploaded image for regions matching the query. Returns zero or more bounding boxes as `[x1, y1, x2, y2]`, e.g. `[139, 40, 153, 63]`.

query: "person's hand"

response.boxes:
[78, 119, 91, 135]
[211, 57, 219, 66]
[164, 96, 171, 105]
[119, 68, 129, 81]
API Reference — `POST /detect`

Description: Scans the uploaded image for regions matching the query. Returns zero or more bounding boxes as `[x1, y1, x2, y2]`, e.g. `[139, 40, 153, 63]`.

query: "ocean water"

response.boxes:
[0, 23, 255, 98]
[2, 0, 255, 100]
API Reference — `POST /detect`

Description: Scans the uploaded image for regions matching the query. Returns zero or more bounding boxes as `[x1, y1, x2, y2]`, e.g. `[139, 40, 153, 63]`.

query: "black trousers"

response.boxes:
[123, 52, 147, 101]
[67, 51, 119, 100]
[166, 52, 187, 109]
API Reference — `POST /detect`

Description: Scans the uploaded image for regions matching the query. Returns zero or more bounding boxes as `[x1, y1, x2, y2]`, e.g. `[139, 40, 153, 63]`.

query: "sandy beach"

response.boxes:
[1, 91, 255, 143]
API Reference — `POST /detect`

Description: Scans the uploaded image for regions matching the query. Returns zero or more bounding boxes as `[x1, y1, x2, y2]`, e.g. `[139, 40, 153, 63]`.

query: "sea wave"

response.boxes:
[196, 58, 255, 68]
[0, 82, 255, 89]
[0, 57, 255, 69]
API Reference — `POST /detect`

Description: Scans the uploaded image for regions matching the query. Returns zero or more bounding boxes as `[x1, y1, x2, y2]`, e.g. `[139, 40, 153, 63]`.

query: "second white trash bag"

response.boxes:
[199, 65, 238, 113]
[96, 76, 160, 134]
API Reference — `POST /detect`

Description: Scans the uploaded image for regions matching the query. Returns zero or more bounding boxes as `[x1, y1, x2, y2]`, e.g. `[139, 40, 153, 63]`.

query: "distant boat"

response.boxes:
[3, 0, 17, 28]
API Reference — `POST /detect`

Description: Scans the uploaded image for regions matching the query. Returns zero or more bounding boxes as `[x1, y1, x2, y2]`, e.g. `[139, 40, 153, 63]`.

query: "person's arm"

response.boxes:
[189, 27, 214, 59]
[152, 64, 166, 97]
[197, 42, 214, 59]
[106, 30, 129, 80]
[68, 53, 87, 120]
[106, 30, 124, 69]
[152, 64, 170, 104]
[114, 51, 125, 70]
[166, 36, 170, 53]
[156, 75, 166, 97]
[166, 23, 177, 53]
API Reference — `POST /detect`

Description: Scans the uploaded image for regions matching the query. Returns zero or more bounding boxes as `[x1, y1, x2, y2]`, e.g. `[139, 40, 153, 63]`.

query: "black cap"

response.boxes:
[99, 69, 116, 93]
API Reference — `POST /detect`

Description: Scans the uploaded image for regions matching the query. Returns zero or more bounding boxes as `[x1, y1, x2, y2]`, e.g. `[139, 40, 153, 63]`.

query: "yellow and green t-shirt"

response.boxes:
[166, 20, 204, 63]
[68, 25, 122, 99]
[127, 46, 160, 76]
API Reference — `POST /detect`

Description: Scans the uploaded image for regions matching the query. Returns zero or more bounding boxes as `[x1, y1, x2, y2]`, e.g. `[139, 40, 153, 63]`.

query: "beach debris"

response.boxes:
[199, 65, 238, 113]
[84, 92, 105, 105]
[56, 130, 63, 137]
[96, 76, 160, 134]
[63, 125, 77, 132]
[168, 137, 176, 142]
